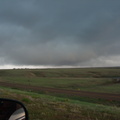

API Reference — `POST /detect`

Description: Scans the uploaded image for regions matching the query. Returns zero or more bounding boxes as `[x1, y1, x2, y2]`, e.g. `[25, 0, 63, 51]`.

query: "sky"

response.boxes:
[0, 0, 120, 69]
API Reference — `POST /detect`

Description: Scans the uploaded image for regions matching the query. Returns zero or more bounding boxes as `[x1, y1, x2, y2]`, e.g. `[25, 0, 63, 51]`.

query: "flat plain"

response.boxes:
[0, 67, 120, 120]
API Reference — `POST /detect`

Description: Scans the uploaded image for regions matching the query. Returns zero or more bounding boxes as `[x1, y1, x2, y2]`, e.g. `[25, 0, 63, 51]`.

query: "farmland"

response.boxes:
[0, 67, 120, 120]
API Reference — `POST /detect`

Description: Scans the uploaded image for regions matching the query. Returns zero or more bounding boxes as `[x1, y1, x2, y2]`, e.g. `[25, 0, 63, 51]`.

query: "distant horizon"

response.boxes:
[0, 65, 120, 70]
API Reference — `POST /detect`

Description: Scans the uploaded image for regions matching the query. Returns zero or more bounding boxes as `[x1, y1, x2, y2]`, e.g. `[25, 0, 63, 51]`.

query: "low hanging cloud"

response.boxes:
[0, 0, 120, 68]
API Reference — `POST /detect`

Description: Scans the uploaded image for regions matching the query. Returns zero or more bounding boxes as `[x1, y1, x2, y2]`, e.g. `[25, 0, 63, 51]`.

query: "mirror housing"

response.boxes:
[0, 98, 28, 120]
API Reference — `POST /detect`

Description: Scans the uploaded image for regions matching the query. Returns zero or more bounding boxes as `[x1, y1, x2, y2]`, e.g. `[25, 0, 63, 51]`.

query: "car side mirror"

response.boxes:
[0, 98, 28, 120]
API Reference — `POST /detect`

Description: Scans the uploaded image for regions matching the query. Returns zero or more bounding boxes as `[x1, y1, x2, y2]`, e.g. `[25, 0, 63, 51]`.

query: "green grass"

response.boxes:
[0, 68, 120, 119]
[0, 87, 120, 120]
[1, 76, 111, 87]
[0, 68, 120, 93]
[1, 67, 120, 77]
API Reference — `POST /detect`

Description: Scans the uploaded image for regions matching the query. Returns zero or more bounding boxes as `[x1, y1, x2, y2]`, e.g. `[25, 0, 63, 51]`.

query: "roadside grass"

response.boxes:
[0, 86, 120, 120]
[46, 92, 120, 107]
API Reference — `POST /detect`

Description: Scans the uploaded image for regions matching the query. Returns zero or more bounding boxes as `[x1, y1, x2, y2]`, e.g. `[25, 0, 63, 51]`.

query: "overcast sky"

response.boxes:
[0, 0, 120, 69]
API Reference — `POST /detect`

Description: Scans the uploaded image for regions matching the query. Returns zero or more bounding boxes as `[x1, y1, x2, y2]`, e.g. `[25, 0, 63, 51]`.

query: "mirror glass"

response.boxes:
[0, 99, 27, 120]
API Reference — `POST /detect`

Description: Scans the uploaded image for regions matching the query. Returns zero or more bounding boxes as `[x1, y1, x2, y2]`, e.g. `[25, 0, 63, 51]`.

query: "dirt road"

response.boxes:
[0, 81, 120, 101]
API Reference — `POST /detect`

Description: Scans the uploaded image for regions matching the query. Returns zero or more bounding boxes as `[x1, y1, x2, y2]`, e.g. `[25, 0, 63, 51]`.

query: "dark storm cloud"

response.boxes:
[0, 0, 120, 67]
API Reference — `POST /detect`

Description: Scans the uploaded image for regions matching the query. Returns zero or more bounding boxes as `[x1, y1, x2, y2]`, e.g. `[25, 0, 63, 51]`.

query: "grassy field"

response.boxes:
[0, 87, 120, 120]
[0, 67, 120, 120]
[0, 68, 120, 93]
